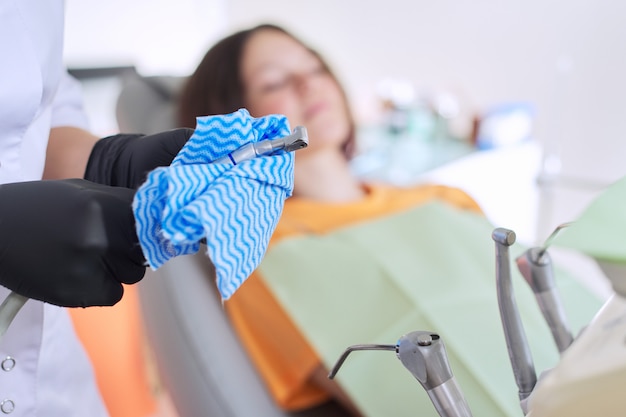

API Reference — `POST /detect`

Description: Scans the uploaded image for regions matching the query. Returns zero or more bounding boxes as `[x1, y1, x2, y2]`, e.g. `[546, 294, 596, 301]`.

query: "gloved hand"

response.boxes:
[84, 128, 194, 189]
[0, 179, 145, 307]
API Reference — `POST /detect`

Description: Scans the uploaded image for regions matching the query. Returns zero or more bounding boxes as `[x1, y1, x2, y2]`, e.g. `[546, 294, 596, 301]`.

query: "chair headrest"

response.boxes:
[116, 74, 187, 135]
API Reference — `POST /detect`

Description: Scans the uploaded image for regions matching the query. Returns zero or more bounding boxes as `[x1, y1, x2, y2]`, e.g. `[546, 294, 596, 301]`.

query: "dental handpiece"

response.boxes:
[211, 126, 308, 165]
[396, 331, 473, 417]
[516, 248, 573, 353]
[516, 224, 574, 354]
[492, 228, 537, 413]
[328, 332, 473, 417]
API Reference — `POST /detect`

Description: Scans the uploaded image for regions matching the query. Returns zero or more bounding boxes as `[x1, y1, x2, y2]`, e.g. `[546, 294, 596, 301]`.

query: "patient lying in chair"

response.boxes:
[176, 23, 602, 417]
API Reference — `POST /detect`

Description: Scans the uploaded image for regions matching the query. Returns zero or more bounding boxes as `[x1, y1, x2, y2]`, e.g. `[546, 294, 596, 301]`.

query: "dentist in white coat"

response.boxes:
[0, 0, 197, 415]
[0, 0, 110, 414]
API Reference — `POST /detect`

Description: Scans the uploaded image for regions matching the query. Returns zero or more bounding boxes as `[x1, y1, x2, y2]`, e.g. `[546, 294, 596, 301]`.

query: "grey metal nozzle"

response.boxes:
[536, 222, 573, 259]
[212, 126, 308, 165]
[281, 126, 309, 152]
[0, 292, 28, 343]
[396, 331, 473, 417]
[251, 126, 308, 156]
[493, 228, 537, 413]
[328, 343, 396, 379]
[396, 332, 451, 389]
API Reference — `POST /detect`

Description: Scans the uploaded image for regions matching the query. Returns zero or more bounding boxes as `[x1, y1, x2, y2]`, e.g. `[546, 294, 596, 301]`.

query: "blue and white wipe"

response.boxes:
[132, 109, 294, 300]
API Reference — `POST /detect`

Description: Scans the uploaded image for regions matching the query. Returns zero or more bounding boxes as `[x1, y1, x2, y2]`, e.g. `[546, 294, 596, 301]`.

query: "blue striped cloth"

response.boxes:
[132, 109, 294, 300]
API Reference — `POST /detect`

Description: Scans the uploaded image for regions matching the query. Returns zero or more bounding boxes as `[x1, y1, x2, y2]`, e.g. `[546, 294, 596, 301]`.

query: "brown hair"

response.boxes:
[177, 23, 355, 158]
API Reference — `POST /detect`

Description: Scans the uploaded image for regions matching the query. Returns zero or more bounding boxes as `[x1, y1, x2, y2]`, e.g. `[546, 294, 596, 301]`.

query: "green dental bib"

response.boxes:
[259, 202, 602, 417]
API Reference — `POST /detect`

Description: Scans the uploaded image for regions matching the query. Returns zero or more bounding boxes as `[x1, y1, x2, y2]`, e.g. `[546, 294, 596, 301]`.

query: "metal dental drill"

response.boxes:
[329, 331, 473, 417]
[515, 223, 574, 353]
[492, 228, 537, 415]
[211, 126, 308, 165]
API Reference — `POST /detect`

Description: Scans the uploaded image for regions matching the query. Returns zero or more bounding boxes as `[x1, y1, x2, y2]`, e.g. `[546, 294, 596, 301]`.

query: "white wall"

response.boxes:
[64, 0, 227, 75]
[63, 0, 228, 135]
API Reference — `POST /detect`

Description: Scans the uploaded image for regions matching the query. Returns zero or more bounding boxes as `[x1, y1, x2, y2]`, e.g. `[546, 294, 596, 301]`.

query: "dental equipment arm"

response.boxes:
[492, 228, 537, 414]
[516, 224, 574, 354]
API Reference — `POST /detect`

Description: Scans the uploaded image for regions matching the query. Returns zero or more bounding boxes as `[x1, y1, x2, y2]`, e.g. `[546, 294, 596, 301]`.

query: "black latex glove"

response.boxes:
[0, 179, 145, 307]
[84, 128, 194, 189]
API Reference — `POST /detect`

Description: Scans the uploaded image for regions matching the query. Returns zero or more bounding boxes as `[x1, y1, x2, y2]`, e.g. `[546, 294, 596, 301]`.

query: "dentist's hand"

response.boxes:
[84, 128, 195, 189]
[0, 179, 145, 307]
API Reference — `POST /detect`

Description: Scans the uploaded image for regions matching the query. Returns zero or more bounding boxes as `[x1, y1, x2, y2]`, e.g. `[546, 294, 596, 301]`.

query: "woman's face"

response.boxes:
[241, 29, 351, 155]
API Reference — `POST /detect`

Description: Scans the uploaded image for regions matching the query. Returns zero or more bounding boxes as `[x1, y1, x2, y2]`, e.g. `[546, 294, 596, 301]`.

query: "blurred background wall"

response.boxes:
[64, 0, 626, 243]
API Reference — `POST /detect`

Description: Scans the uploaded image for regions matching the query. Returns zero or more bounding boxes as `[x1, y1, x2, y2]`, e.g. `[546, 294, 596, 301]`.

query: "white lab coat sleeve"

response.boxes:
[49, 70, 91, 130]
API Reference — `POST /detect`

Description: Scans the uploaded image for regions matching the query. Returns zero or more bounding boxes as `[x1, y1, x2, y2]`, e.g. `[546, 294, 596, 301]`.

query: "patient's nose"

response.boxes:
[292, 71, 318, 94]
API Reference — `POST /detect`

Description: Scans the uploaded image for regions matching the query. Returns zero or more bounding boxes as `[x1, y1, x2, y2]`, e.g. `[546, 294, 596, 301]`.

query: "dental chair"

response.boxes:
[116, 73, 346, 417]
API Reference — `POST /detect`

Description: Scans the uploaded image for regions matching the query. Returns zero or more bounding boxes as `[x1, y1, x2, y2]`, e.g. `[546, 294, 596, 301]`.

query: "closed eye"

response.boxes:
[259, 78, 290, 94]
